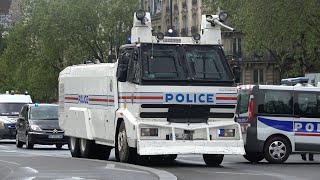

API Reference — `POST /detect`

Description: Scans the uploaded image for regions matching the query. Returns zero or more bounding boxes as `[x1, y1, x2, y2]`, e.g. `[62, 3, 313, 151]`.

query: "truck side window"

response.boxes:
[126, 49, 140, 84]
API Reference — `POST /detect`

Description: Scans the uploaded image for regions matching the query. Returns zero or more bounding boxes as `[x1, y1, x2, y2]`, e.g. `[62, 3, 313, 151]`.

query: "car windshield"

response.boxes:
[30, 106, 58, 120]
[0, 103, 26, 116]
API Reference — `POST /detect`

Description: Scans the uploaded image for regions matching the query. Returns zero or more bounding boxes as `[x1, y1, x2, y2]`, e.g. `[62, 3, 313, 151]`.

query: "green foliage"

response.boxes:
[0, 0, 139, 102]
[204, 0, 320, 77]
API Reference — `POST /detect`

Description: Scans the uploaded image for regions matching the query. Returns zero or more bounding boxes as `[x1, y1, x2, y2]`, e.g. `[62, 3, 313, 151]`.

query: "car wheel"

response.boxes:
[203, 154, 224, 166]
[68, 136, 81, 157]
[264, 136, 291, 164]
[56, 144, 63, 149]
[116, 121, 137, 163]
[243, 152, 264, 163]
[16, 133, 23, 148]
[26, 134, 34, 149]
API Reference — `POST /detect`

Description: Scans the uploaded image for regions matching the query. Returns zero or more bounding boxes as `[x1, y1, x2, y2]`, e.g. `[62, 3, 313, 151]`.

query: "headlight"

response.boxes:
[30, 125, 42, 132]
[141, 128, 158, 137]
[0, 122, 4, 129]
[218, 129, 235, 137]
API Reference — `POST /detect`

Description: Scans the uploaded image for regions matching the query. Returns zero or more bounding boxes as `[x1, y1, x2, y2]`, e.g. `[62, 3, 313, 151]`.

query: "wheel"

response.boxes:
[26, 134, 34, 149]
[68, 136, 81, 157]
[79, 138, 94, 158]
[116, 121, 138, 163]
[16, 133, 23, 148]
[56, 144, 63, 149]
[203, 154, 224, 166]
[243, 152, 264, 163]
[264, 136, 291, 164]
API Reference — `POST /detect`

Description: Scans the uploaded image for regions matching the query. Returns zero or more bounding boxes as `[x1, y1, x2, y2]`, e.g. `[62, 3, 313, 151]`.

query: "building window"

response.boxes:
[233, 38, 242, 58]
[253, 69, 264, 84]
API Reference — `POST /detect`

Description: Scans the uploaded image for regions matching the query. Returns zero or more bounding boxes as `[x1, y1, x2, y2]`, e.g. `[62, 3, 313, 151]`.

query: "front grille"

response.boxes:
[140, 104, 235, 123]
[42, 129, 63, 133]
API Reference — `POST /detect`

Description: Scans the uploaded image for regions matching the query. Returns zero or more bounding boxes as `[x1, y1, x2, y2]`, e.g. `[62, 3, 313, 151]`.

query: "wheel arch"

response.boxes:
[264, 133, 293, 153]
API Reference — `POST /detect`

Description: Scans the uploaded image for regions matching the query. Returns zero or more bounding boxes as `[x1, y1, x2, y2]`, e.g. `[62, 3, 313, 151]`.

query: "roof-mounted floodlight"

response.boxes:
[156, 32, 164, 41]
[192, 33, 201, 43]
[136, 10, 146, 21]
[218, 12, 228, 22]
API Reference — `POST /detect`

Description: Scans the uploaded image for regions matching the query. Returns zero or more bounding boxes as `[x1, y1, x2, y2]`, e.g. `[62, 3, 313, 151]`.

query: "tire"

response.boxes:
[26, 134, 34, 149]
[116, 121, 138, 163]
[16, 133, 23, 148]
[56, 144, 63, 149]
[243, 152, 264, 163]
[79, 138, 94, 158]
[68, 136, 81, 157]
[203, 154, 224, 166]
[263, 136, 291, 164]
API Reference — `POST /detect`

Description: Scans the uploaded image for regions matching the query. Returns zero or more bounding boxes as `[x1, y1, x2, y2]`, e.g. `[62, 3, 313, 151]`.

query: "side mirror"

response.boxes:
[116, 53, 129, 82]
[233, 66, 241, 84]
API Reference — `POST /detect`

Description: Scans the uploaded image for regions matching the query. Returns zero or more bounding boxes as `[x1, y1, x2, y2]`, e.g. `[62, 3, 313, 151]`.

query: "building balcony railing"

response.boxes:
[224, 51, 277, 62]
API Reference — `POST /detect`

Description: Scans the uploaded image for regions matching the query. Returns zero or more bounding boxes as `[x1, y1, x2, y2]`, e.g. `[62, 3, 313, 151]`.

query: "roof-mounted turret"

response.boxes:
[130, 10, 234, 45]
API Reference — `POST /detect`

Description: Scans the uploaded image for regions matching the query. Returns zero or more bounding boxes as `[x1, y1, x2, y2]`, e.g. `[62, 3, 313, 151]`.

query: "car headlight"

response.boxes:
[30, 125, 42, 132]
[0, 122, 5, 129]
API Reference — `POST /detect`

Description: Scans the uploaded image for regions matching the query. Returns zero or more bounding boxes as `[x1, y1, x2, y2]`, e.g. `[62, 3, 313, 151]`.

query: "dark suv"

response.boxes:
[16, 104, 68, 149]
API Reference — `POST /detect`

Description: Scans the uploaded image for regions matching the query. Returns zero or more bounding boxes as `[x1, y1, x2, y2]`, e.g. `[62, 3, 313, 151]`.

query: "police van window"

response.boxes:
[184, 45, 232, 81]
[125, 49, 140, 84]
[142, 48, 184, 80]
[258, 91, 293, 115]
[236, 89, 250, 114]
[295, 93, 320, 118]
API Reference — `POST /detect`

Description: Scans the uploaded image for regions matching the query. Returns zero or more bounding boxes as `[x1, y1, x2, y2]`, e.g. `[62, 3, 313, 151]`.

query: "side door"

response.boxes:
[293, 89, 320, 152]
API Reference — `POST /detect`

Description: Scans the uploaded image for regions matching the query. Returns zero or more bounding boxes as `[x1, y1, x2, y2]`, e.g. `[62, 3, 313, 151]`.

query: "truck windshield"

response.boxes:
[140, 44, 233, 84]
[184, 45, 232, 81]
[141, 45, 186, 80]
[0, 103, 25, 116]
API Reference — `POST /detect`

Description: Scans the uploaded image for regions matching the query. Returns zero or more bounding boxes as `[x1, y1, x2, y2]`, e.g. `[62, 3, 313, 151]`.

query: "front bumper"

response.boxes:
[138, 139, 245, 155]
[28, 132, 68, 145]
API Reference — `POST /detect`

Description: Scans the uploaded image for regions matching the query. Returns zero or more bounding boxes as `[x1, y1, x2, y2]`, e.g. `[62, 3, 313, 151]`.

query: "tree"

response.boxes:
[0, 0, 139, 102]
[204, 0, 320, 77]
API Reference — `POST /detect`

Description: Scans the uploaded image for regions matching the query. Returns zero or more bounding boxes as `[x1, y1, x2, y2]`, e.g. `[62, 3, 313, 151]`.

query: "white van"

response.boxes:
[0, 93, 32, 139]
[236, 78, 320, 163]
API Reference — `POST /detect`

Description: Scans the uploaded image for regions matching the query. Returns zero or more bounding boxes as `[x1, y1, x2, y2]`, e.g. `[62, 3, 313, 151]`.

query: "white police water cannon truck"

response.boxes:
[59, 10, 245, 166]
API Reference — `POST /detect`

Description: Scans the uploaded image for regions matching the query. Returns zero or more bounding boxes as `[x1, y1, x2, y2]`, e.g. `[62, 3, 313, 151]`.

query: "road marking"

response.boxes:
[24, 167, 39, 174]
[24, 177, 36, 180]
[214, 171, 264, 176]
[105, 164, 150, 174]
[0, 159, 21, 165]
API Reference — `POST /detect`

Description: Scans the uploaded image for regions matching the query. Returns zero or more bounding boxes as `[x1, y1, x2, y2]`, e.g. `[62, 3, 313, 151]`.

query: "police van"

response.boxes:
[236, 77, 320, 163]
[0, 91, 32, 139]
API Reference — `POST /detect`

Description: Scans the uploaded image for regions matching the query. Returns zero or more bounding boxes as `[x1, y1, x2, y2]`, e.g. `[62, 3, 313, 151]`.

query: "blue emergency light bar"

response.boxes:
[281, 77, 309, 85]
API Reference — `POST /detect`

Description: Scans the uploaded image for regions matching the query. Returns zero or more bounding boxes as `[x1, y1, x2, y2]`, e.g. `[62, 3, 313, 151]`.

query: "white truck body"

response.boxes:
[59, 11, 245, 160]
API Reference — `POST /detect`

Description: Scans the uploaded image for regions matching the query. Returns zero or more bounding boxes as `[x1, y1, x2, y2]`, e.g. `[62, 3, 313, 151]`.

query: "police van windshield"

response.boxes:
[140, 44, 233, 84]
[0, 103, 25, 116]
[236, 90, 250, 114]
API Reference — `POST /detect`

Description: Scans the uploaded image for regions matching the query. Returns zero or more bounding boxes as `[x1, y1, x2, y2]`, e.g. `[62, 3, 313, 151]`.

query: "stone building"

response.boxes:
[142, 0, 281, 85]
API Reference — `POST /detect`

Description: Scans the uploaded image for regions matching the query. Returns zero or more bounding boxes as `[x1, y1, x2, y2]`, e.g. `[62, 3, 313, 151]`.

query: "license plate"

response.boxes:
[48, 134, 63, 139]
[169, 132, 194, 140]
